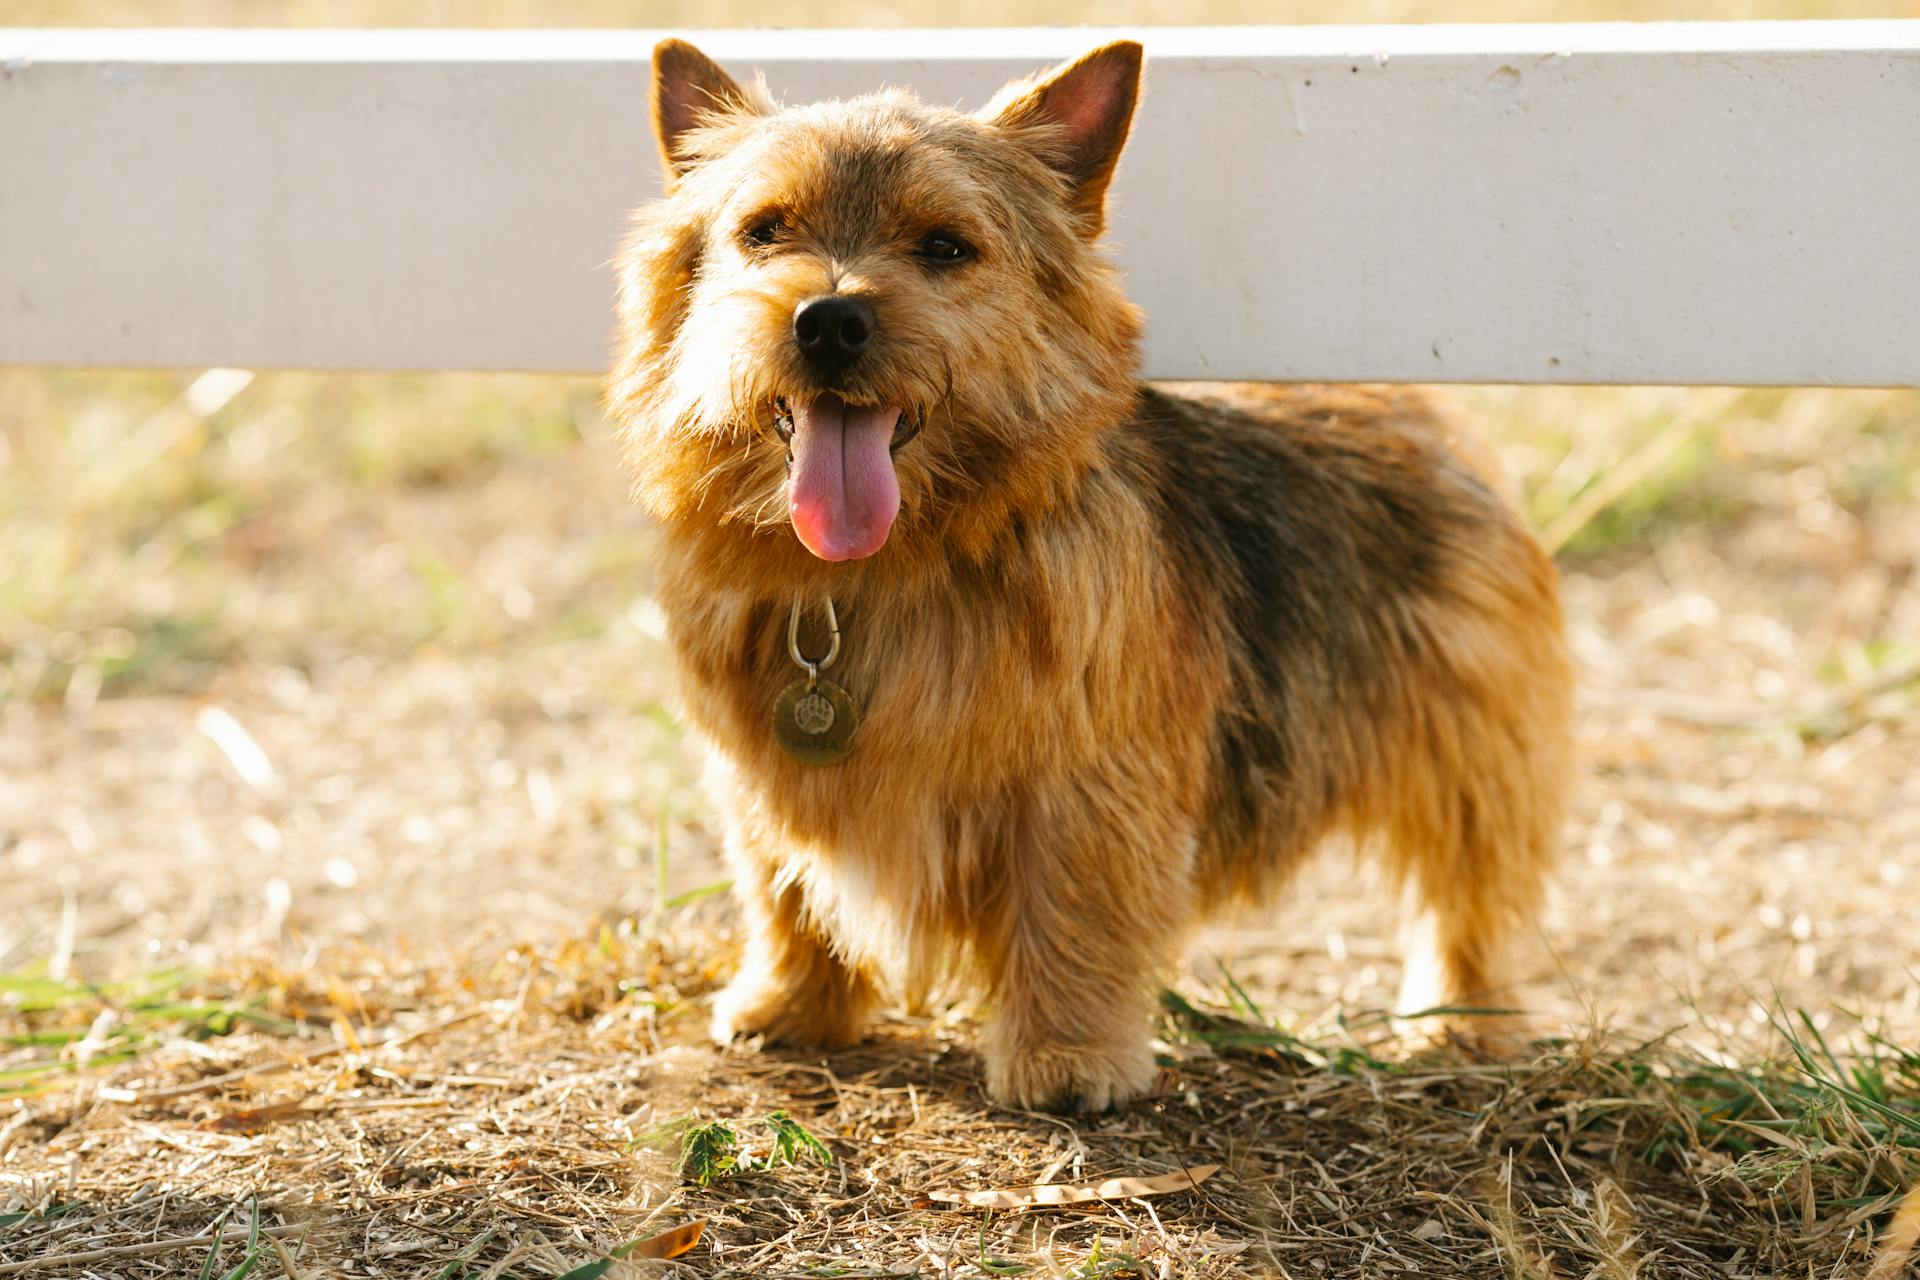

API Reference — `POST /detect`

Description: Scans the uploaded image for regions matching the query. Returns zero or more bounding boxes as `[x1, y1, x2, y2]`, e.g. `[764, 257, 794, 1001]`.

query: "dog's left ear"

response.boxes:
[984, 41, 1143, 237]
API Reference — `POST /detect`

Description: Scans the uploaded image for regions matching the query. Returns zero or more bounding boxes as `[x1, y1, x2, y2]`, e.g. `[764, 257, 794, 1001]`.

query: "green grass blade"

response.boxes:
[214, 1197, 263, 1280]
[431, 1225, 499, 1280]
[195, 1212, 230, 1280]
[551, 1261, 615, 1280]
[765, 1110, 834, 1169]
[551, 1240, 643, 1280]
[1215, 960, 1267, 1025]
[1796, 1008, 1850, 1084]
[662, 879, 732, 911]
[676, 1120, 740, 1186]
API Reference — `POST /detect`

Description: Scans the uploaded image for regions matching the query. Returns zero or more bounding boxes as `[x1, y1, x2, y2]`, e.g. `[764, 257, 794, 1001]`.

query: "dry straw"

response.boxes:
[4, 920, 1917, 1278]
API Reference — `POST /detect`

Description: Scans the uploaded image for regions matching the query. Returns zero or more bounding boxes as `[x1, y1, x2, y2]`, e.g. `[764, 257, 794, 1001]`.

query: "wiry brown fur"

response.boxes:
[608, 40, 1574, 1110]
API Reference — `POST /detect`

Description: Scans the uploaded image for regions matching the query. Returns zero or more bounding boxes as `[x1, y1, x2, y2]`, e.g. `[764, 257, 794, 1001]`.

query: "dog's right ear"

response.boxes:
[651, 40, 757, 189]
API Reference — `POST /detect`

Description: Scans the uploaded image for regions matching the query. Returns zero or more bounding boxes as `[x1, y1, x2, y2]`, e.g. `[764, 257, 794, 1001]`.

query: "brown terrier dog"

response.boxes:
[608, 39, 1574, 1111]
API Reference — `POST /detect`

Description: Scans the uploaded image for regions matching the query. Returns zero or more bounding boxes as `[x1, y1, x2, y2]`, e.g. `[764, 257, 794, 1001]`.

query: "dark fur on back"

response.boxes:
[1116, 383, 1565, 911]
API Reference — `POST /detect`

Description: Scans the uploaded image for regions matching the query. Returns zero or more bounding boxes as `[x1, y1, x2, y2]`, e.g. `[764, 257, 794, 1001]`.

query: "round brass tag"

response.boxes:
[773, 678, 857, 765]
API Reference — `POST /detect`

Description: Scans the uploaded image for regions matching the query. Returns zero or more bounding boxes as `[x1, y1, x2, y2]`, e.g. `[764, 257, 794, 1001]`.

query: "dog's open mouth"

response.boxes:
[777, 394, 913, 562]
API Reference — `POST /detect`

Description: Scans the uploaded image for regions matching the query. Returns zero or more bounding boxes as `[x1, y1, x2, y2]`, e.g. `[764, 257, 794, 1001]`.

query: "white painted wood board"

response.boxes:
[2, 24, 1917, 383]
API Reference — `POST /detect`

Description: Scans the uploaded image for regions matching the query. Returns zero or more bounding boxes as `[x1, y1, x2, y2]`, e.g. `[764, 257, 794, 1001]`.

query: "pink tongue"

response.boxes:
[788, 394, 902, 561]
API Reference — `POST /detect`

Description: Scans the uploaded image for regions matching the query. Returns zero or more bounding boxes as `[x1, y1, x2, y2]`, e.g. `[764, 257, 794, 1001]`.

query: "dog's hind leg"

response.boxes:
[1384, 589, 1574, 1050]
[1390, 784, 1551, 1024]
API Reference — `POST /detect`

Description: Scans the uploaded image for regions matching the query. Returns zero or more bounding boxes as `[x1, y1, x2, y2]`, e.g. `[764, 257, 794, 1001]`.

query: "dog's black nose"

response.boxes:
[792, 295, 875, 379]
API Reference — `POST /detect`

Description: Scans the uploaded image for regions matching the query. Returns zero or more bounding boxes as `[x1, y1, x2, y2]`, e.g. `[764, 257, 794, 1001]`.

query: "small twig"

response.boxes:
[48, 883, 79, 984]
[1584, 658, 1920, 732]
[1540, 414, 1700, 555]
[0, 1105, 31, 1159]
[269, 1231, 311, 1280]
[329, 1096, 449, 1113]
[0, 1222, 310, 1275]
[97, 1005, 491, 1104]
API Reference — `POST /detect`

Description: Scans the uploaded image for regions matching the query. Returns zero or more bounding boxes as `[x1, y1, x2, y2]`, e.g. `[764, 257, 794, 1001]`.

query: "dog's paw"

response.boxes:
[709, 969, 868, 1051]
[1392, 1009, 1535, 1061]
[1441, 1012, 1536, 1061]
[984, 1038, 1156, 1114]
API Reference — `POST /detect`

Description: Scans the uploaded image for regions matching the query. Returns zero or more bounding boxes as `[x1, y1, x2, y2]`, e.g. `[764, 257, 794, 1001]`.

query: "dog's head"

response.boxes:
[611, 41, 1144, 564]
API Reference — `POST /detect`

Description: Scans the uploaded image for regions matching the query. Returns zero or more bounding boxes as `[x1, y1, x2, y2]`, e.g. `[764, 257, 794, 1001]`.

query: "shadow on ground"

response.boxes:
[4, 931, 1913, 1278]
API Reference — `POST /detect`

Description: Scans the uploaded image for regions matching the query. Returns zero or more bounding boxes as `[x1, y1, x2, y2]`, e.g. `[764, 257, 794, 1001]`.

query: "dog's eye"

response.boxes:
[916, 233, 974, 266]
[740, 215, 787, 250]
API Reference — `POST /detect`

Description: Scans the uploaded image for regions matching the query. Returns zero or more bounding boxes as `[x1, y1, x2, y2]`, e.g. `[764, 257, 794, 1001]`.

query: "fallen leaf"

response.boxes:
[928, 1163, 1221, 1208]
[196, 1099, 313, 1134]
[631, 1220, 706, 1260]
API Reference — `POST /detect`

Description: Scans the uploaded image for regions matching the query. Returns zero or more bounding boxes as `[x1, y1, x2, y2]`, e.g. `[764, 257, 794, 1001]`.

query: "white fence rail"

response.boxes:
[2, 24, 1918, 384]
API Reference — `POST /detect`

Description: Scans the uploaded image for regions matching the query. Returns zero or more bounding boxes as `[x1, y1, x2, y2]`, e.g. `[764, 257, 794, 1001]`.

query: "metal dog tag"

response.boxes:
[774, 677, 857, 765]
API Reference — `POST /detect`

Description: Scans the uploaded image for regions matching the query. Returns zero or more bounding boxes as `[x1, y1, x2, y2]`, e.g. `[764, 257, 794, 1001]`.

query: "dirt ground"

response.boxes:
[4, 376, 1919, 1277]
[6, 408, 1918, 1029]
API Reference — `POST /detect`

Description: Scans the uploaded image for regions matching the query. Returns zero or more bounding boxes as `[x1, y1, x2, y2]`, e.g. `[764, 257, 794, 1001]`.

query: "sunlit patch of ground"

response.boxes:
[3, 364, 1917, 1275]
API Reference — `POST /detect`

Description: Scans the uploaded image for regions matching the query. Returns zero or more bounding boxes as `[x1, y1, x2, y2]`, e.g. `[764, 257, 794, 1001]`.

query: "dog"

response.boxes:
[607, 39, 1574, 1111]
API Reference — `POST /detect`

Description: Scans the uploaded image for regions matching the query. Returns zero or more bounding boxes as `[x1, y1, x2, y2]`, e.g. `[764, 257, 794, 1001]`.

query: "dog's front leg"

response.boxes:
[710, 821, 876, 1050]
[976, 782, 1195, 1112]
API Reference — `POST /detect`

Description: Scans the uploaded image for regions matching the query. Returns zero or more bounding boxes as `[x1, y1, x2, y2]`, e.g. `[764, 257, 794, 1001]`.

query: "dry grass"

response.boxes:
[4, 371, 1918, 1280]
[3, 928, 1917, 1277]
[5, 1, 1920, 1275]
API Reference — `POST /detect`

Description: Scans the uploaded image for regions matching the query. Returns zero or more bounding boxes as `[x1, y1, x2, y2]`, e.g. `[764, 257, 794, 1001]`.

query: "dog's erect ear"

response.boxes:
[651, 39, 757, 187]
[984, 41, 1143, 237]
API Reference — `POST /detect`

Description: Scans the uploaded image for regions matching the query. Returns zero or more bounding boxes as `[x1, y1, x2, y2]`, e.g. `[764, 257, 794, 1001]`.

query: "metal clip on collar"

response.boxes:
[787, 596, 840, 689]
